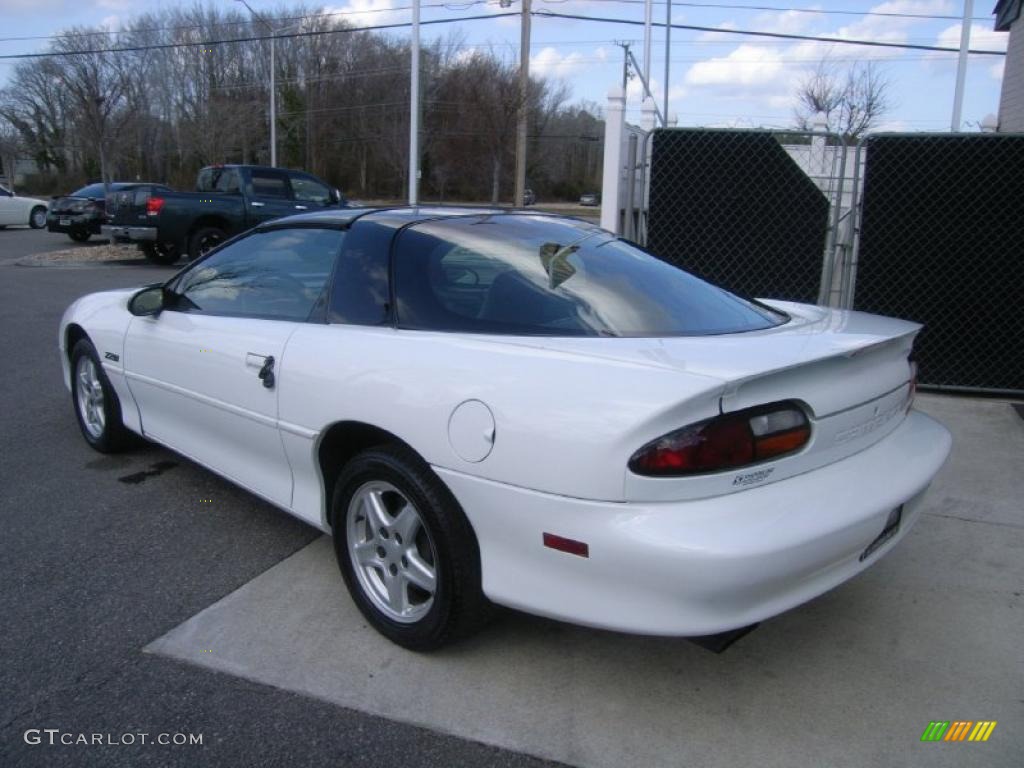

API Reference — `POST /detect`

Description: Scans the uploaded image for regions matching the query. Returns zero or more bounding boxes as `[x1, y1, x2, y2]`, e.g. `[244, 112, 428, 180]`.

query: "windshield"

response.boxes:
[393, 215, 786, 337]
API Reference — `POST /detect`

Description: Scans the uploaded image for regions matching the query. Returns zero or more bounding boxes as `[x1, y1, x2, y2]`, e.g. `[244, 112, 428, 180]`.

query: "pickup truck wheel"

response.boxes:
[189, 227, 226, 260]
[69, 230, 91, 243]
[142, 242, 180, 265]
[30, 206, 47, 229]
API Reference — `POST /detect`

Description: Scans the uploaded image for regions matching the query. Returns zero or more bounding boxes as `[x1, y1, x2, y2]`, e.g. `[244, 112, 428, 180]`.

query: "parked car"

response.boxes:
[60, 208, 951, 651]
[579, 192, 600, 206]
[48, 182, 170, 243]
[0, 184, 48, 229]
[105, 164, 347, 264]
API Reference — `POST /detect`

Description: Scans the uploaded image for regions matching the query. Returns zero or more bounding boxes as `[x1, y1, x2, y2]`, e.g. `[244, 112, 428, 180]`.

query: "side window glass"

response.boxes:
[250, 170, 291, 199]
[174, 228, 344, 321]
[215, 170, 241, 194]
[291, 176, 331, 204]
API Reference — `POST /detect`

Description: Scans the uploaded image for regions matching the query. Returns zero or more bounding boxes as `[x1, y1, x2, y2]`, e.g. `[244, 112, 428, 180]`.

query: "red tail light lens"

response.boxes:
[146, 196, 165, 216]
[628, 402, 810, 477]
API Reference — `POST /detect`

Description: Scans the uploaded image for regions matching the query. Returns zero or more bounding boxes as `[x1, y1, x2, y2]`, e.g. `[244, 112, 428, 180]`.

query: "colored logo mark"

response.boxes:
[921, 721, 997, 742]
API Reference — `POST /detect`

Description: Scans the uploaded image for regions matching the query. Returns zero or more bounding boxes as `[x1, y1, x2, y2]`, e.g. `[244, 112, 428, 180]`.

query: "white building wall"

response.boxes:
[999, 20, 1024, 131]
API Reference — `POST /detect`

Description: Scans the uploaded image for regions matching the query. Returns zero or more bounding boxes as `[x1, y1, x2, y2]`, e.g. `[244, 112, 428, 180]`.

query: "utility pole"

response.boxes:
[409, 0, 420, 205]
[236, 0, 277, 167]
[615, 40, 631, 94]
[643, 0, 652, 90]
[663, 0, 671, 128]
[513, 0, 531, 208]
[951, 0, 973, 131]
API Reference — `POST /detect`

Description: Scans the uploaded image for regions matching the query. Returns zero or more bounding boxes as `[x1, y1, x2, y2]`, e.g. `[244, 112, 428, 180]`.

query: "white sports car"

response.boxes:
[60, 208, 951, 650]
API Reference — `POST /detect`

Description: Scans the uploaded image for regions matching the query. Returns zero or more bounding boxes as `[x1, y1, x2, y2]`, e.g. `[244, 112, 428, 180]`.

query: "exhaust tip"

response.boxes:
[687, 623, 760, 653]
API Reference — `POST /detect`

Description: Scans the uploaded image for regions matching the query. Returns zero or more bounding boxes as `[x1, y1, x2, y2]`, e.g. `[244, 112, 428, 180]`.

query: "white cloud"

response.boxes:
[531, 47, 592, 79]
[95, 0, 131, 10]
[936, 23, 1009, 53]
[679, 1, 962, 113]
[322, 0, 406, 28]
[685, 44, 786, 87]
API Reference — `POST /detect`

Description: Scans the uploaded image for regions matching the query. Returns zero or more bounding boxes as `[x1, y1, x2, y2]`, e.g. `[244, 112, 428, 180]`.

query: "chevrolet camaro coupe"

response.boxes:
[59, 208, 951, 650]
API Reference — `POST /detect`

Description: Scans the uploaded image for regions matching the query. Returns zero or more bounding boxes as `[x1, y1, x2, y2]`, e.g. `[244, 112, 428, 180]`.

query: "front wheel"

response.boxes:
[141, 241, 180, 265]
[70, 339, 133, 453]
[30, 206, 46, 229]
[331, 446, 490, 650]
[69, 230, 91, 243]
[188, 226, 226, 260]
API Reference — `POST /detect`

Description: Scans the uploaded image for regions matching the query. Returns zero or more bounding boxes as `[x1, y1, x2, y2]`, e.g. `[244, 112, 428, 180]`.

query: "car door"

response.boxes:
[246, 168, 296, 226]
[123, 225, 345, 508]
[289, 173, 334, 215]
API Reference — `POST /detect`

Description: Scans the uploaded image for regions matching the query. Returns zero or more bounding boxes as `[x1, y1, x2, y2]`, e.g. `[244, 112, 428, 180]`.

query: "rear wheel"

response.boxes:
[331, 445, 490, 650]
[29, 206, 46, 229]
[69, 229, 91, 243]
[70, 339, 133, 453]
[188, 226, 226, 260]
[141, 241, 180, 265]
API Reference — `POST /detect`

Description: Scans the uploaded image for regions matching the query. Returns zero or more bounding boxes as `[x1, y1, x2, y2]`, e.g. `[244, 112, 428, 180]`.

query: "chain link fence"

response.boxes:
[640, 128, 851, 305]
[850, 133, 1024, 395]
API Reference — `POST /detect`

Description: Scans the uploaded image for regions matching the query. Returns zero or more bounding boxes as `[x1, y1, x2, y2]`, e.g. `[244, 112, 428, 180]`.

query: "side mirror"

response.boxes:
[128, 286, 167, 316]
[330, 188, 343, 205]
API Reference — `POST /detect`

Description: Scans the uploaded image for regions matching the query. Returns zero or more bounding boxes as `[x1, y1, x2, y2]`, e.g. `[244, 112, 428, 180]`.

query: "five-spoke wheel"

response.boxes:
[332, 446, 491, 650]
[346, 481, 438, 623]
[70, 339, 132, 452]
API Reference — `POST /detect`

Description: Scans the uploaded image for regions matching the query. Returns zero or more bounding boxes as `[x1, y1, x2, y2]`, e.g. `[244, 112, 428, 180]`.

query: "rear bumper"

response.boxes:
[103, 225, 157, 243]
[437, 409, 952, 636]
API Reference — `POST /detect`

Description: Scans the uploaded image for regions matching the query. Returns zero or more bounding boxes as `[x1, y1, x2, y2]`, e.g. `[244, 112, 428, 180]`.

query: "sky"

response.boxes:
[0, 0, 1011, 131]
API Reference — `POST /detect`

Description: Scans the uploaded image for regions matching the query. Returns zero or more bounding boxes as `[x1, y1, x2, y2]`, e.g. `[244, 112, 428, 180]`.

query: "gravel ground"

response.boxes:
[19, 242, 146, 265]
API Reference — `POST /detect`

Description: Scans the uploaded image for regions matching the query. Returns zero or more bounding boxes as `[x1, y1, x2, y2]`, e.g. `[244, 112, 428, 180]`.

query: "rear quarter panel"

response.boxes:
[278, 325, 726, 523]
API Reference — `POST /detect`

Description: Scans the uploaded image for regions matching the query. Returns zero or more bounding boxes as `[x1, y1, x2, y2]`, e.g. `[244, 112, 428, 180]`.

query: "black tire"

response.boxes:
[29, 206, 46, 229]
[331, 445, 491, 650]
[188, 226, 226, 260]
[141, 241, 180, 265]
[69, 339, 134, 453]
[69, 229, 91, 243]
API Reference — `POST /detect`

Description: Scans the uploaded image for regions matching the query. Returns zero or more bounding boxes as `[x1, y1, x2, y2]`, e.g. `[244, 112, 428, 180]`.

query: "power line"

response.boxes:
[536, 11, 1007, 55]
[0, 2, 501, 44]
[542, 0, 993, 22]
[0, 13, 519, 60]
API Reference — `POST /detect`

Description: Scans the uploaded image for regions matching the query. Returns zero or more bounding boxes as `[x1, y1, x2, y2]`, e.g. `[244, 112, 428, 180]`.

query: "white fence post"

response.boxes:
[600, 85, 626, 233]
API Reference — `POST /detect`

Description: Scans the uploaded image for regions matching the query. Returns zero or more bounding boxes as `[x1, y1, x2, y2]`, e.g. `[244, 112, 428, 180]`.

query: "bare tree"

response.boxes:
[0, 121, 24, 190]
[795, 58, 892, 139]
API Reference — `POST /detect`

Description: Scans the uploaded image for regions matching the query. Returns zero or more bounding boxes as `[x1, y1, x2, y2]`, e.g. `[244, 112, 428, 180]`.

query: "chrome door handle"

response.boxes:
[251, 201, 265, 208]
[294, 205, 308, 210]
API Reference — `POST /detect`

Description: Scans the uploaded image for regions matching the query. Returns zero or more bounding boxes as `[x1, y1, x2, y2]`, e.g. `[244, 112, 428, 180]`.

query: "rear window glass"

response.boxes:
[251, 171, 290, 198]
[71, 184, 108, 198]
[393, 215, 785, 337]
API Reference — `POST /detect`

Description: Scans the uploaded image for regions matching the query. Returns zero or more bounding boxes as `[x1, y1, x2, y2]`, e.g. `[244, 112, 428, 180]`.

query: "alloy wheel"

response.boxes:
[75, 356, 105, 440]
[346, 480, 438, 623]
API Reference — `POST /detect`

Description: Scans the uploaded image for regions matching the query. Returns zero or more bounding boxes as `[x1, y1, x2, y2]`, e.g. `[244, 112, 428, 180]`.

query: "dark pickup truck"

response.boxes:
[105, 165, 347, 264]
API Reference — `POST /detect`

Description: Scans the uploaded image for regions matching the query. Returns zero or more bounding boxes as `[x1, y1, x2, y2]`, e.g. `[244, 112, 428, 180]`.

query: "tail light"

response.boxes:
[628, 402, 811, 477]
[146, 196, 165, 216]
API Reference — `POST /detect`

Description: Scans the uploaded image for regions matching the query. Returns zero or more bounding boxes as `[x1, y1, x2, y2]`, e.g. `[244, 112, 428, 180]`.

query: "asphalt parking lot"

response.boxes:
[1, 227, 1021, 767]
